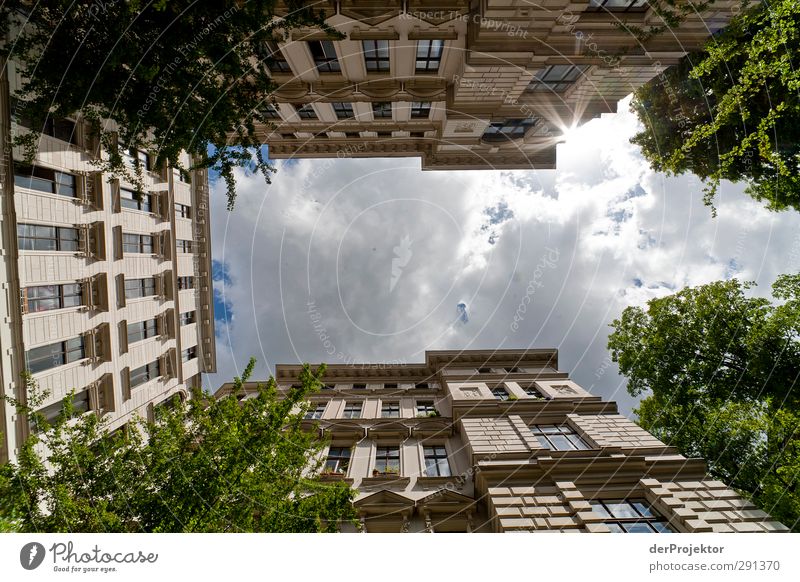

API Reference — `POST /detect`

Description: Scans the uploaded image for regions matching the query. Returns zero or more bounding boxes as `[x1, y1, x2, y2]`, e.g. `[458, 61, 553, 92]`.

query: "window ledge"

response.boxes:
[362, 475, 409, 486]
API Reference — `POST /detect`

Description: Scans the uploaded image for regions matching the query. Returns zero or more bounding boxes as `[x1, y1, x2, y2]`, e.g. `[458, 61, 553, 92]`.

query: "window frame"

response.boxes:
[292, 103, 318, 120]
[332, 102, 355, 120]
[130, 360, 160, 388]
[124, 277, 157, 300]
[589, 499, 674, 533]
[23, 283, 83, 313]
[324, 446, 352, 474]
[127, 318, 159, 345]
[17, 224, 79, 252]
[422, 444, 451, 477]
[122, 233, 155, 254]
[179, 311, 196, 326]
[410, 102, 432, 119]
[586, 0, 648, 13]
[26, 337, 86, 374]
[342, 401, 363, 419]
[175, 203, 191, 219]
[416, 401, 436, 416]
[182, 346, 197, 362]
[530, 424, 591, 451]
[380, 401, 400, 418]
[120, 187, 153, 212]
[363, 39, 390, 72]
[415, 40, 444, 73]
[263, 41, 292, 73]
[374, 445, 400, 474]
[482, 118, 538, 142]
[527, 64, 589, 93]
[14, 165, 77, 198]
[305, 402, 326, 420]
[308, 40, 341, 73]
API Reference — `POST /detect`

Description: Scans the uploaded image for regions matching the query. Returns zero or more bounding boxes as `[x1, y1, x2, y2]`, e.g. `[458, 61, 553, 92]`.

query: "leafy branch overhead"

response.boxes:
[0, 359, 357, 532]
[630, 0, 800, 213]
[1, 1, 338, 210]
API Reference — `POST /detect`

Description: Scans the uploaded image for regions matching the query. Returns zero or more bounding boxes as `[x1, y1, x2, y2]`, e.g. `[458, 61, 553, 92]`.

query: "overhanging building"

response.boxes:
[218, 349, 788, 533]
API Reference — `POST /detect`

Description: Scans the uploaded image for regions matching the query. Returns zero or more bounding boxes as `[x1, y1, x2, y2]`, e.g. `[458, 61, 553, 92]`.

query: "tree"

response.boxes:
[0, 360, 357, 532]
[1, 1, 336, 210]
[608, 275, 800, 530]
[630, 0, 800, 212]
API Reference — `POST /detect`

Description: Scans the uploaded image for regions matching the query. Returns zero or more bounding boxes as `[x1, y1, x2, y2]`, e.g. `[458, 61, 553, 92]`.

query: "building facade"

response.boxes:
[0, 60, 217, 463]
[256, 0, 743, 170]
[218, 349, 788, 533]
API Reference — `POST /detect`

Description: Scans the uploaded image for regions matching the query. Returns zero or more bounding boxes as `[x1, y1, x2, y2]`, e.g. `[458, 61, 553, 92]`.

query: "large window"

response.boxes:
[416, 401, 436, 416]
[292, 103, 317, 120]
[374, 446, 400, 474]
[121, 188, 153, 212]
[179, 311, 196, 326]
[308, 40, 340, 73]
[125, 277, 157, 299]
[14, 165, 76, 197]
[175, 203, 191, 219]
[177, 276, 195, 291]
[523, 385, 545, 398]
[381, 401, 400, 418]
[332, 102, 355, 120]
[423, 445, 451, 477]
[528, 64, 588, 93]
[531, 425, 590, 450]
[410, 102, 431, 119]
[416, 40, 444, 73]
[492, 387, 509, 401]
[26, 337, 85, 374]
[263, 41, 292, 73]
[123, 233, 154, 254]
[176, 239, 193, 253]
[259, 104, 281, 119]
[127, 318, 158, 344]
[182, 346, 197, 362]
[482, 119, 537, 142]
[17, 224, 79, 252]
[35, 390, 90, 431]
[130, 361, 160, 388]
[305, 402, 326, 420]
[372, 102, 392, 119]
[363, 40, 390, 72]
[590, 500, 673, 533]
[587, 0, 648, 12]
[343, 401, 362, 419]
[23, 283, 82, 313]
[324, 446, 351, 474]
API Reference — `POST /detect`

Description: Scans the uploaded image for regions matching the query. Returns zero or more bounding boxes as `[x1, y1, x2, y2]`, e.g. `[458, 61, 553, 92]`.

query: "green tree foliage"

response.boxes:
[608, 275, 800, 530]
[630, 1, 800, 212]
[0, 360, 356, 532]
[1, 1, 335, 210]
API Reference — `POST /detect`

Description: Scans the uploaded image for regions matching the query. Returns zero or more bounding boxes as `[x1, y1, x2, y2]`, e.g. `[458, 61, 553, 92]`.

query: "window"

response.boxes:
[35, 390, 90, 431]
[175, 203, 191, 219]
[528, 65, 588, 93]
[363, 39, 390, 72]
[292, 103, 317, 120]
[482, 118, 537, 142]
[324, 446, 351, 473]
[14, 165, 76, 197]
[345, 132, 360, 139]
[179, 311, 196, 326]
[130, 361, 160, 388]
[384, 383, 398, 389]
[121, 146, 152, 171]
[381, 401, 400, 418]
[478, 367, 493, 374]
[177, 276, 195, 290]
[263, 41, 292, 73]
[17, 224, 79, 252]
[123, 233, 154, 254]
[492, 387, 509, 401]
[322, 384, 335, 390]
[308, 40, 340, 73]
[423, 445, 451, 477]
[176, 239, 193, 253]
[414, 382, 430, 389]
[410, 102, 431, 119]
[587, 0, 648, 12]
[259, 103, 281, 119]
[23, 283, 82, 313]
[332, 102, 354, 120]
[505, 367, 521, 373]
[371, 102, 392, 119]
[305, 402, 326, 420]
[343, 401, 362, 419]
[125, 277, 157, 299]
[352, 383, 366, 390]
[127, 318, 158, 344]
[182, 346, 197, 362]
[531, 425, 590, 451]
[374, 446, 400, 474]
[416, 401, 436, 416]
[523, 385, 545, 398]
[416, 40, 444, 73]
[26, 337, 85, 374]
[120, 187, 153, 212]
[41, 117, 79, 144]
[590, 500, 673, 533]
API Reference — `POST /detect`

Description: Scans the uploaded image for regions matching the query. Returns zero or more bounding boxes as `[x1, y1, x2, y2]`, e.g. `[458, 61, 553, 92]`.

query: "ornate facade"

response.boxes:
[256, 0, 743, 170]
[0, 59, 217, 463]
[217, 349, 788, 533]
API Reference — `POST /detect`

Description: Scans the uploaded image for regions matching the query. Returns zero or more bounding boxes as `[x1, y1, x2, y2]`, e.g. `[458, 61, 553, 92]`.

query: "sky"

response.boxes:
[203, 96, 800, 417]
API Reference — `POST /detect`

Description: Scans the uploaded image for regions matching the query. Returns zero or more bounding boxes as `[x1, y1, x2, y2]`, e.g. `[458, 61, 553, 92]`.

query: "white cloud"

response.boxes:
[202, 97, 800, 416]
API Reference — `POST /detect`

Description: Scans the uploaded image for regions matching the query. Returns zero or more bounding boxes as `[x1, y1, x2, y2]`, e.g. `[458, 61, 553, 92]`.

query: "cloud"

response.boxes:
[202, 96, 800, 416]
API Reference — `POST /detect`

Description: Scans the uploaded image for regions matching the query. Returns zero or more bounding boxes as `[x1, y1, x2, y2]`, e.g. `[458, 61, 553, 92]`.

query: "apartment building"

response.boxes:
[217, 349, 788, 533]
[0, 62, 217, 463]
[256, 0, 742, 170]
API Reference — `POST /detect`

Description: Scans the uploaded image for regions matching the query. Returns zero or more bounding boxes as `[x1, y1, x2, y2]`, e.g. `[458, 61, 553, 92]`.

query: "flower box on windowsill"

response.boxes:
[361, 471, 409, 487]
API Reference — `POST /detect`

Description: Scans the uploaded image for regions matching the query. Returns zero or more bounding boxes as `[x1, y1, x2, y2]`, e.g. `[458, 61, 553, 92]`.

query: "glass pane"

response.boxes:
[590, 502, 611, 518]
[606, 502, 638, 519]
[632, 502, 655, 518]
[651, 521, 673, 533]
[567, 434, 590, 450]
[535, 435, 552, 449]
[622, 522, 653, 533]
[539, 426, 561, 434]
[548, 435, 574, 450]
[605, 523, 625, 533]
[436, 460, 451, 477]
